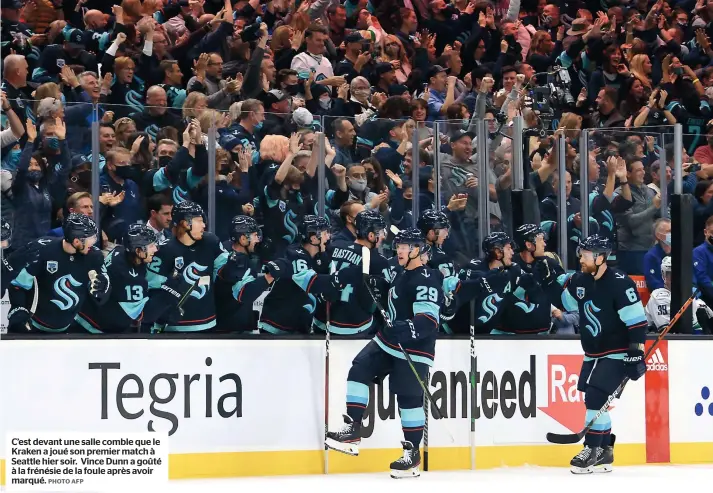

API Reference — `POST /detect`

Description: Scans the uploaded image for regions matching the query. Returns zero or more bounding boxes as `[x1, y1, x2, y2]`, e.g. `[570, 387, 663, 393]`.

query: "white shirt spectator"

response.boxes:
[291, 53, 334, 82]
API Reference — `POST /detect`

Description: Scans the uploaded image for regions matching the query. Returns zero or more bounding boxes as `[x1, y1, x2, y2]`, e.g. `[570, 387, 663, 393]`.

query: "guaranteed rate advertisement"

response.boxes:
[0, 338, 706, 480]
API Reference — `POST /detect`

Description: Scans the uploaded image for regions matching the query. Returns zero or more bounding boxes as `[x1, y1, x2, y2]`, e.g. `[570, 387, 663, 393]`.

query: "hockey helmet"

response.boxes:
[417, 209, 450, 237]
[577, 234, 612, 257]
[393, 228, 426, 248]
[514, 224, 544, 251]
[299, 215, 330, 244]
[230, 215, 262, 243]
[355, 210, 386, 240]
[661, 256, 672, 280]
[482, 231, 512, 255]
[63, 213, 98, 243]
[124, 223, 158, 254]
[172, 201, 205, 227]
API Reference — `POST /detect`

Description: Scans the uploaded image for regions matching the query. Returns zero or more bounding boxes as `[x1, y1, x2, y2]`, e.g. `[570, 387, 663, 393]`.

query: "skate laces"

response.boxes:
[576, 447, 592, 460]
[333, 419, 355, 438]
[395, 443, 415, 465]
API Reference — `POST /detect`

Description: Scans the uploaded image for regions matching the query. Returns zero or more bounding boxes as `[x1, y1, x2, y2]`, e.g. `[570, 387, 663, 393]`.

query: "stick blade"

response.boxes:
[546, 431, 585, 444]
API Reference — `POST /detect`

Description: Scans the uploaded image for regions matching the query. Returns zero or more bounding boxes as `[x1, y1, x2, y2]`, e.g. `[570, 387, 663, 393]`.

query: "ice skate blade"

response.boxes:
[390, 467, 420, 479]
[325, 438, 359, 456]
[570, 465, 593, 474]
[594, 464, 613, 473]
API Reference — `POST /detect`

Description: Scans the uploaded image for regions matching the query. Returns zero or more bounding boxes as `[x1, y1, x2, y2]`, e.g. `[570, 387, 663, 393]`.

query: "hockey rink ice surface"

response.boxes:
[159, 465, 713, 493]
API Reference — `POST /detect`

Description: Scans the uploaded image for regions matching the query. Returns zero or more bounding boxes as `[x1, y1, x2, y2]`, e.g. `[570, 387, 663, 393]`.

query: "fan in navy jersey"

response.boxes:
[326, 228, 442, 479]
[215, 216, 273, 332]
[258, 215, 335, 334]
[8, 214, 110, 333]
[457, 232, 552, 335]
[75, 224, 179, 333]
[145, 201, 229, 332]
[541, 234, 647, 474]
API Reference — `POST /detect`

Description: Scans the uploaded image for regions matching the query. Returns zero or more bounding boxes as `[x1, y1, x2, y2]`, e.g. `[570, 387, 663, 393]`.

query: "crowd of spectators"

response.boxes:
[3, 0, 713, 326]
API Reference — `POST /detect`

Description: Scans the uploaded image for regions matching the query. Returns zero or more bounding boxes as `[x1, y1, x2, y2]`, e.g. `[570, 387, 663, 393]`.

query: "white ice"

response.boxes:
[159, 465, 713, 493]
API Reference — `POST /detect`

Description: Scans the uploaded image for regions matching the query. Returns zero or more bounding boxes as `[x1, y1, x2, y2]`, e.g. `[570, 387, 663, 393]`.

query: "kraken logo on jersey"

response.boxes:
[478, 293, 503, 323]
[51, 274, 83, 311]
[46, 261, 58, 274]
[387, 287, 398, 322]
[583, 300, 602, 337]
[514, 301, 536, 313]
[283, 210, 298, 243]
[577, 287, 585, 299]
[182, 262, 209, 299]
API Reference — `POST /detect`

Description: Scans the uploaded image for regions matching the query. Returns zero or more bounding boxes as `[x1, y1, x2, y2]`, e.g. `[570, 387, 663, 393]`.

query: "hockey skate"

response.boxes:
[570, 445, 597, 474]
[390, 441, 421, 479]
[594, 434, 615, 473]
[325, 414, 361, 456]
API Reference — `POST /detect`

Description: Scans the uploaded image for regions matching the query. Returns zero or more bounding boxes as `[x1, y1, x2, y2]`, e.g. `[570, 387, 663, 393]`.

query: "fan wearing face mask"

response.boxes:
[100, 147, 143, 241]
[345, 162, 379, 206]
[11, 117, 71, 250]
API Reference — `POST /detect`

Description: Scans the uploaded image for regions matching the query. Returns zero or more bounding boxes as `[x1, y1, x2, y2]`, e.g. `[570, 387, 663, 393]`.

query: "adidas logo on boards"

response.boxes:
[647, 348, 668, 371]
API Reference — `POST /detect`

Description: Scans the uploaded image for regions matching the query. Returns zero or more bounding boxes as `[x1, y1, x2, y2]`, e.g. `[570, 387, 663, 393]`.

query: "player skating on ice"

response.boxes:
[325, 228, 442, 479]
[8, 214, 110, 333]
[542, 234, 647, 474]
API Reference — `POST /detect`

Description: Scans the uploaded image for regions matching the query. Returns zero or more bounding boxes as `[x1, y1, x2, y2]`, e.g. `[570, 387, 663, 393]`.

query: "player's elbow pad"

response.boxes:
[628, 322, 647, 345]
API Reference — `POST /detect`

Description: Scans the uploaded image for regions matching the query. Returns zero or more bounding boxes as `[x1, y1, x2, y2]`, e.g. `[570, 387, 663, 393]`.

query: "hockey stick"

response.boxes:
[423, 369, 430, 471]
[546, 290, 699, 444]
[360, 246, 449, 425]
[324, 263, 336, 474]
[152, 276, 208, 334]
[469, 300, 476, 470]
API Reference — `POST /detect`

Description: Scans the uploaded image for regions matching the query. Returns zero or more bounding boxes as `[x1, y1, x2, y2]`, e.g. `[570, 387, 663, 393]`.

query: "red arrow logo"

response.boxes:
[538, 355, 586, 433]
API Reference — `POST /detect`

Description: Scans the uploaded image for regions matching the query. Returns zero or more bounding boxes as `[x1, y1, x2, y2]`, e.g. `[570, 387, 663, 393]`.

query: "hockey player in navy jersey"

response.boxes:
[76, 224, 180, 333]
[258, 215, 335, 334]
[456, 232, 551, 334]
[514, 224, 566, 308]
[8, 214, 110, 333]
[326, 228, 442, 479]
[215, 216, 273, 332]
[146, 201, 229, 332]
[323, 210, 390, 335]
[544, 234, 647, 474]
[417, 210, 455, 278]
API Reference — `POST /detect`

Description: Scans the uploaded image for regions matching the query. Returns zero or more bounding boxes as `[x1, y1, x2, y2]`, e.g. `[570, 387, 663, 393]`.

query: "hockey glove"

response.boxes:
[160, 283, 183, 307]
[330, 265, 362, 289]
[516, 272, 537, 290]
[7, 306, 32, 332]
[441, 293, 457, 321]
[264, 258, 291, 280]
[88, 270, 111, 304]
[623, 343, 646, 381]
[390, 319, 419, 344]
